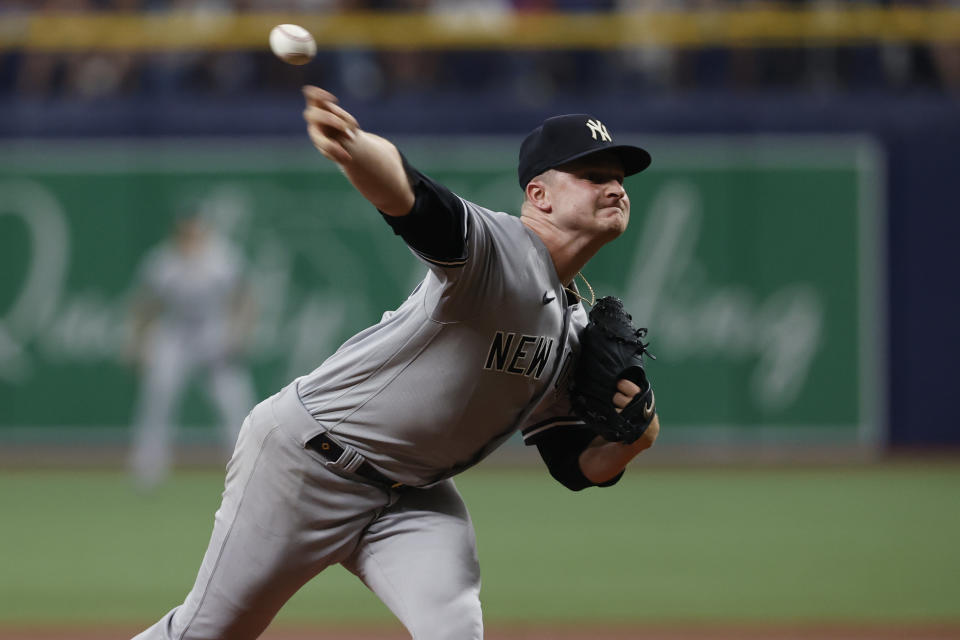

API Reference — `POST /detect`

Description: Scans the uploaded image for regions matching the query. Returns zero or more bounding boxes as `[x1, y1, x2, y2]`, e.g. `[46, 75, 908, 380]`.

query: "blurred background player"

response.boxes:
[126, 205, 257, 489]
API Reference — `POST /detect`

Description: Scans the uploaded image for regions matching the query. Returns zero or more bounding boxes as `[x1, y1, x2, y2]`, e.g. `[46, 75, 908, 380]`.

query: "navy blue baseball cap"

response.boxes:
[518, 114, 651, 189]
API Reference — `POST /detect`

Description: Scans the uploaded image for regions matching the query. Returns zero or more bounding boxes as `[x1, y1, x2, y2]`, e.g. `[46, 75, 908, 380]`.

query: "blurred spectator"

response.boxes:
[14, 0, 144, 98]
[932, 41, 960, 93]
[615, 0, 686, 90]
[142, 0, 256, 95]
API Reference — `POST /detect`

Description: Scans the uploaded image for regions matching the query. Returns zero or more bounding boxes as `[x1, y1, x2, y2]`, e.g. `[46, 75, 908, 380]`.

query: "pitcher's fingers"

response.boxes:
[616, 378, 641, 396]
[303, 106, 356, 140]
[307, 124, 351, 164]
[325, 100, 359, 131]
[302, 85, 338, 107]
[613, 391, 632, 411]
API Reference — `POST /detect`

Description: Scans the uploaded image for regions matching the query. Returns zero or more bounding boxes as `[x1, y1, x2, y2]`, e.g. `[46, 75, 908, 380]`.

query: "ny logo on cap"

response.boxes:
[585, 119, 611, 142]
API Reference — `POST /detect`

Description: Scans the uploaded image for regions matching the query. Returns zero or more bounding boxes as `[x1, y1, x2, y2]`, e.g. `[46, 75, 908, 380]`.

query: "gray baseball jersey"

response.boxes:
[296, 186, 588, 487]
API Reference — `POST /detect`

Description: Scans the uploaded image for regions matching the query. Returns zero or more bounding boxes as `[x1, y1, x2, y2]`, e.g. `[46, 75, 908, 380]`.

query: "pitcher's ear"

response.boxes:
[525, 177, 551, 213]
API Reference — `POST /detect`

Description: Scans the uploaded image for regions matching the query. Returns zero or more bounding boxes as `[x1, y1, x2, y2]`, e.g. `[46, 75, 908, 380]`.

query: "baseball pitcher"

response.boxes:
[132, 86, 661, 640]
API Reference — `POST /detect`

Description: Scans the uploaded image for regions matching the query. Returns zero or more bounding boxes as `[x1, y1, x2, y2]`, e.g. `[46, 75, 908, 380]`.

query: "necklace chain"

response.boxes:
[564, 271, 596, 307]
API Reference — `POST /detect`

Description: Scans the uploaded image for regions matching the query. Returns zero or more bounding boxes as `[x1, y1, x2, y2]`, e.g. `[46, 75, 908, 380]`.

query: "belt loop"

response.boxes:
[307, 432, 403, 489]
[332, 444, 365, 474]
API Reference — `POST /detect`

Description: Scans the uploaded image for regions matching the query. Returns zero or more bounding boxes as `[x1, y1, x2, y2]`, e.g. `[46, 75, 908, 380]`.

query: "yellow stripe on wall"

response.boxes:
[1, 7, 959, 52]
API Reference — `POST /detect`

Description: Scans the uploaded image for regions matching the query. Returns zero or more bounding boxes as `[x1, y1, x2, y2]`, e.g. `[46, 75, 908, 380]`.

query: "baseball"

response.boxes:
[269, 24, 317, 66]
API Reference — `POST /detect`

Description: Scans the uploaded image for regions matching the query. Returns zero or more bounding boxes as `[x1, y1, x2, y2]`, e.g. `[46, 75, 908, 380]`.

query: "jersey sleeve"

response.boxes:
[379, 154, 469, 268]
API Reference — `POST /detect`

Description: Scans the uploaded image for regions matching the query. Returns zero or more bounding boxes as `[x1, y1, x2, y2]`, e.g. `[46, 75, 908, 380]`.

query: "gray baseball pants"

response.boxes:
[132, 383, 483, 640]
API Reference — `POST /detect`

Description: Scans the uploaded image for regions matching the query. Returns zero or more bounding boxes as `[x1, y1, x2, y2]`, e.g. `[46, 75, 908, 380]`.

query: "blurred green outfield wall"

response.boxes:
[0, 136, 883, 450]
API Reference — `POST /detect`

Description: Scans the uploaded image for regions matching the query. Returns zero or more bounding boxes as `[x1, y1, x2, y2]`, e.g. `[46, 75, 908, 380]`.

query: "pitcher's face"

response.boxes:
[546, 151, 630, 240]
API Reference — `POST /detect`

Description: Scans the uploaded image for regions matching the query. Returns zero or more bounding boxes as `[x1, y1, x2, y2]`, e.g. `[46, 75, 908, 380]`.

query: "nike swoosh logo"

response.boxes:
[642, 390, 656, 421]
[542, 292, 555, 305]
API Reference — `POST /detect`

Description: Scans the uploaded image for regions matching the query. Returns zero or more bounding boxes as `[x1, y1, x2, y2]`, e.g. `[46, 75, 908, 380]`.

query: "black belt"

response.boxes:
[306, 433, 403, 489]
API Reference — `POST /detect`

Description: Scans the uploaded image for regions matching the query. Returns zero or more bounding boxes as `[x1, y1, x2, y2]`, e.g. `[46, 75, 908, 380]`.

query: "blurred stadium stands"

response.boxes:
[1, 1, 958, 450]
[2, 1, 959, 130]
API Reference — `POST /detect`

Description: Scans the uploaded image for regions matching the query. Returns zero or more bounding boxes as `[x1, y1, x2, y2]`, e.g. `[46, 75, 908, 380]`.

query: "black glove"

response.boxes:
[570, 296, 656, 444]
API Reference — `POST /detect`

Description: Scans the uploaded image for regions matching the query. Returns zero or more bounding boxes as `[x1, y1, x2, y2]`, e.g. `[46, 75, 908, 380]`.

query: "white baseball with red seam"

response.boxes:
[269, 24, 316, 66]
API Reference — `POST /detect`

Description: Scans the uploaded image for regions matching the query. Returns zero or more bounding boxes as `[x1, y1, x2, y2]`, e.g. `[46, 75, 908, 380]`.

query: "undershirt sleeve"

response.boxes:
[379, 154, 469, 268]
[524, 419, 625, 491]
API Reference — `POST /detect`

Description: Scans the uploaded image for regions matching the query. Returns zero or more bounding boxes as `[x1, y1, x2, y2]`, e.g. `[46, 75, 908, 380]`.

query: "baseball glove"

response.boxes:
[571, 296, 656, 444]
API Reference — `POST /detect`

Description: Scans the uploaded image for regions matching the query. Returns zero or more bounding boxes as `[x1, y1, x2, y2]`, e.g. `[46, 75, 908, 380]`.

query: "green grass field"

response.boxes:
[1, 463, 958, 628]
